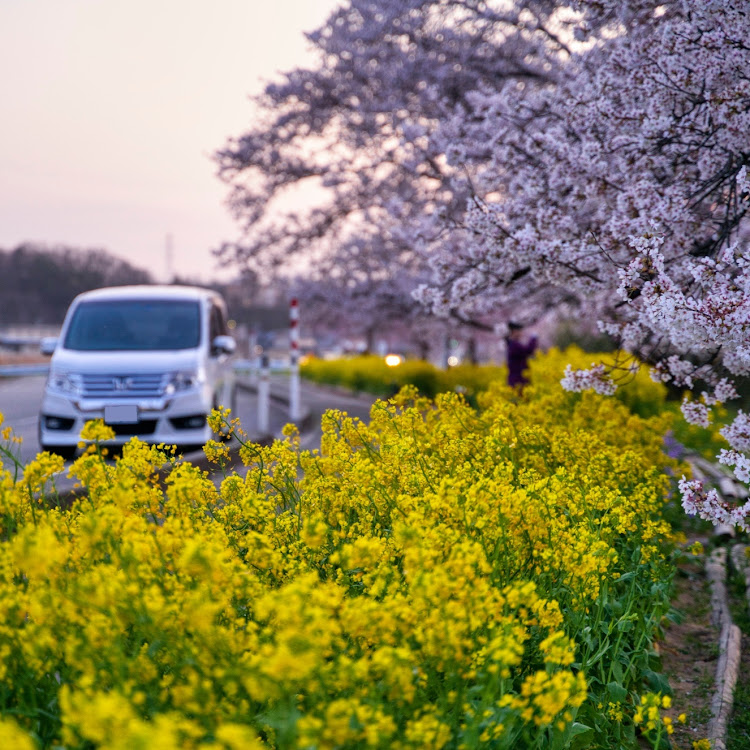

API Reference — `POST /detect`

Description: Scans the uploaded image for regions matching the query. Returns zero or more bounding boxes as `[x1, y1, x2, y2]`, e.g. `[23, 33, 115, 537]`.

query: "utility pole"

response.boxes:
[165, 233, 174, 282]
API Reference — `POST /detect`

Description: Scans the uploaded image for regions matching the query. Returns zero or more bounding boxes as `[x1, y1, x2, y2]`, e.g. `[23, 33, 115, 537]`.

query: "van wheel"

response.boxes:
[40, 444, 77, 461]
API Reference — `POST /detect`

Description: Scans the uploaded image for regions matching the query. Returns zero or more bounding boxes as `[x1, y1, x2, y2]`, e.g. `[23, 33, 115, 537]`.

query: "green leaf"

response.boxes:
[549, 721, 594, 750]
[569, 723, 595, 750]
[642, 668, 672, 695]
[569, 722, 593, 736]
[610, 659, 624, 683]
[607, 681, 628, 703]
[616, 618, 634, 633]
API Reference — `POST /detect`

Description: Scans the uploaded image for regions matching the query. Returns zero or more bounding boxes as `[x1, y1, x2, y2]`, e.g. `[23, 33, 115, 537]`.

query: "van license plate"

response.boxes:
[104, 404, 139, 424]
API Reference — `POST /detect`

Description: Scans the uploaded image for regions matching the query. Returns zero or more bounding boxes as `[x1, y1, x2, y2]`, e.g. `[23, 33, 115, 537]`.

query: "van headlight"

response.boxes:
[164, 370, 203, 394]
[47, 370, 83, 395]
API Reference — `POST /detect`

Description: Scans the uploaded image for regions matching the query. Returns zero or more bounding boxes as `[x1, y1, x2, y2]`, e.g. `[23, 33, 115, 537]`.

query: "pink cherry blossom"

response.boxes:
[217, 0, 750, 528]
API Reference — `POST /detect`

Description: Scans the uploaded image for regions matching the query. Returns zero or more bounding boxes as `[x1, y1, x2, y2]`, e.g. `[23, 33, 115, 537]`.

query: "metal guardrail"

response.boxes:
[0, 364, 50, 377]
[232, 358, 291, 374]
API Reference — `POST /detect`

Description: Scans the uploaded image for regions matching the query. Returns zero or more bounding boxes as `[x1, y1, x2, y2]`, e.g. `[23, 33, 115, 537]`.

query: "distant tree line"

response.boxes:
[0, 244, 153, 325]
[0, 243, 287, 331]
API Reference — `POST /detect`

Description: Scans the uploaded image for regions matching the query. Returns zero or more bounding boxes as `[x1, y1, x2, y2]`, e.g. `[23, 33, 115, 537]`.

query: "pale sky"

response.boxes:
[0, 0, 341, 282]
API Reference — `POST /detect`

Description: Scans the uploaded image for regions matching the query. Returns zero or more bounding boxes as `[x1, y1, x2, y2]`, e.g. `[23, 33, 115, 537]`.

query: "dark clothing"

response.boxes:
[505, 336, 537, 386]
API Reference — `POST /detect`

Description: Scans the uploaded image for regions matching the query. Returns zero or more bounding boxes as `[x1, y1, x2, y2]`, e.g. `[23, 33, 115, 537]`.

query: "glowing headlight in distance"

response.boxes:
[47, 370, 83, 395]
[164, 370, 203, 394]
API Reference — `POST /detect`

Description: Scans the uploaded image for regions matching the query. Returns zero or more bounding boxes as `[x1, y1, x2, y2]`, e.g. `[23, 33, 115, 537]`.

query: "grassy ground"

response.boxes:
[727, 556, 750, 749]
[660, 548, 717, 749]
[659, 532, 750, 750]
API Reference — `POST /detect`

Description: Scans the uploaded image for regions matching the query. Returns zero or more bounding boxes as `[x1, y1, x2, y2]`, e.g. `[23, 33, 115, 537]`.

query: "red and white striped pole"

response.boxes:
[289, 297, 301, 422]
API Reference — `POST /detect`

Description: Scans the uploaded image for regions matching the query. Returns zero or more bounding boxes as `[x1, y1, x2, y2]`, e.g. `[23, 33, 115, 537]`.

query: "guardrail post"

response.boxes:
[289, 297, 301, 422]
[258, 354, 270, 434]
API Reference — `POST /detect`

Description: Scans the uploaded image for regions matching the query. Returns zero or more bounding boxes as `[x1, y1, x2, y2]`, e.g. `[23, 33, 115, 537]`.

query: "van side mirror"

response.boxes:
[40, 337, 58, 356]
[212, 335, 236, 356]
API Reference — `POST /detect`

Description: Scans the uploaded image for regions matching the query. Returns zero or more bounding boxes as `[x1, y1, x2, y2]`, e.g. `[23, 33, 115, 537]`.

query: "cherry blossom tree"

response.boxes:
[214, 0, 573, 337]
[416, 0, 750, 526]
[217, 0, 750, 527]
[290, 231, 427, 352]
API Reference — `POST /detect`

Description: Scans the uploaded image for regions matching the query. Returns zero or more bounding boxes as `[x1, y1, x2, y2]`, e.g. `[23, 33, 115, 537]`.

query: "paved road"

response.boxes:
[0, 374, 378, 469]
[0, 375, 50, 466]
[0, 375, 287, 468]
[295, 378, 377, 450]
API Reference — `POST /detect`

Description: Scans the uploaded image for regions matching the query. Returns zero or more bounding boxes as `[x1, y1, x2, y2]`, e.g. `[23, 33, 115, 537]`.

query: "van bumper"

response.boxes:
[38, 389, 215, 451]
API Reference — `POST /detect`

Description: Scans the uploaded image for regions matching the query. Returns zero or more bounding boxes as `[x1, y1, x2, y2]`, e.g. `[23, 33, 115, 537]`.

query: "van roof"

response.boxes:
[73, 285, 221, 304]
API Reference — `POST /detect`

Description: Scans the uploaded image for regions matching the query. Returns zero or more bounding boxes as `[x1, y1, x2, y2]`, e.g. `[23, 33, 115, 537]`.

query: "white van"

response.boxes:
[39, 285, 236, 459]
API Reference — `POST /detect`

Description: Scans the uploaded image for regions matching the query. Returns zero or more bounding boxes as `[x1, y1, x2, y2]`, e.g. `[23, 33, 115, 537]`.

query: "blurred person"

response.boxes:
[505, 322, 537, 388]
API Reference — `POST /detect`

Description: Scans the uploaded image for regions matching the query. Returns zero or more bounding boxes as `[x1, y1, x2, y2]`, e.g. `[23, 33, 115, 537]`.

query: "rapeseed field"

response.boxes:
[0, 349, 711, 748]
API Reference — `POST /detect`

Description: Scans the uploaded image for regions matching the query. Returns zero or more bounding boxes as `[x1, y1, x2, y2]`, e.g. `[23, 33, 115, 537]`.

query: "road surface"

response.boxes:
[0, 374, 378, 468]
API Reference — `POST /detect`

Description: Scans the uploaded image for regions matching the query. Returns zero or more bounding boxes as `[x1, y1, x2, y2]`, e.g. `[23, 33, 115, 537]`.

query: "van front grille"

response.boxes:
[109, 420, 158, 436]
[81, 373, 166, 398]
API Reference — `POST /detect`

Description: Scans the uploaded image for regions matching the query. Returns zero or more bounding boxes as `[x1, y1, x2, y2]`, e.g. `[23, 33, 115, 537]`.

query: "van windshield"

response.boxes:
[64, 300, 201, 351]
